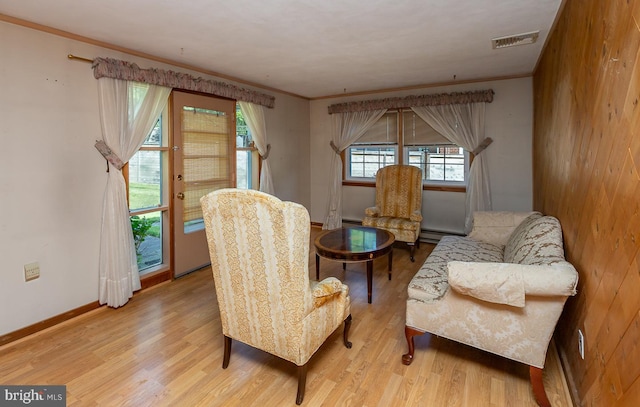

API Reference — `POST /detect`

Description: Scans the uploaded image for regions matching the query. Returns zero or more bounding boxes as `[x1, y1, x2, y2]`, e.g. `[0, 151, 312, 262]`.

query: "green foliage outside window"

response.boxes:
[131, 215, 154, 260]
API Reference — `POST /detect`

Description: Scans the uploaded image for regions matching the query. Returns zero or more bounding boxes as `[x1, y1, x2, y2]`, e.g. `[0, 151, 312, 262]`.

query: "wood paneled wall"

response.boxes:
[533, 0, 640, 405]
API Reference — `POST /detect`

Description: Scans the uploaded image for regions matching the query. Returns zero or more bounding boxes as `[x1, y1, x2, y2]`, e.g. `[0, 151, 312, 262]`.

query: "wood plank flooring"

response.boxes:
[0, 227, 572, 406]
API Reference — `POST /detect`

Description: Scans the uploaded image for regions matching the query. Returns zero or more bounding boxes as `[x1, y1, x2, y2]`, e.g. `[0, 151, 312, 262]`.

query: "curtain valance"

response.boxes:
[327, 89, 494, 114]
[92, 57, 275, 109]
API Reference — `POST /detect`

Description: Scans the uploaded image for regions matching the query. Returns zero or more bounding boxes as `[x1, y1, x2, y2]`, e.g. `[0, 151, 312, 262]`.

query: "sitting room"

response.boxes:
[1, 1, 639, 406]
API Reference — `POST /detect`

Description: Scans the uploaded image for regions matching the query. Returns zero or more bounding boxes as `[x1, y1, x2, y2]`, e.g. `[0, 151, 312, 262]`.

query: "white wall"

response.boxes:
[265, 96, 310, 207]
[0, 21, 310, 336]
[309, 77, 534, 233]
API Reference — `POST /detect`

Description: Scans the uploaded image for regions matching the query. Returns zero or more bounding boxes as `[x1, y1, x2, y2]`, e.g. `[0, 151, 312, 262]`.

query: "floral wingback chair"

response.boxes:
[362, 165, 423, 261]
[200, 188, 352, 405]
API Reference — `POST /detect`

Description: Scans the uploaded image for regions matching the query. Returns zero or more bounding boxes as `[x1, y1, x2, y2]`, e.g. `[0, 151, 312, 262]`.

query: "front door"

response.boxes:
[172, 91, 236, 277]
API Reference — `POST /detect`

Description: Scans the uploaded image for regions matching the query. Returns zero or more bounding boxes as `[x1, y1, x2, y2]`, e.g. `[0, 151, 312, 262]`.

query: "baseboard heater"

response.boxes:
[341, 219, 464, 244]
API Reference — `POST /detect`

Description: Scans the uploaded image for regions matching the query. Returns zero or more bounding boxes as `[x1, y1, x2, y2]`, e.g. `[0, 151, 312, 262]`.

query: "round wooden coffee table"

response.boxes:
[314, 226, 395, 304]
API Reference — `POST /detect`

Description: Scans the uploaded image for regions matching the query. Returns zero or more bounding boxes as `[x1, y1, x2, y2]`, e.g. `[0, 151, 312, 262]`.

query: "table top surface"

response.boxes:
[314, 226, 395, 261]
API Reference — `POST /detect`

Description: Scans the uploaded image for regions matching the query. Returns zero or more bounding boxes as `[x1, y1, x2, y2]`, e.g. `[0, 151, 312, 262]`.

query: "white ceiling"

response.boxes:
[0, 0, 562, 99]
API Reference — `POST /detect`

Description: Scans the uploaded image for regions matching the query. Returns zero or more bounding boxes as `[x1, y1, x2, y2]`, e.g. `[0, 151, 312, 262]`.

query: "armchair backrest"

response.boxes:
[200, 188, 311, 357]
[375, 165, 423, 218]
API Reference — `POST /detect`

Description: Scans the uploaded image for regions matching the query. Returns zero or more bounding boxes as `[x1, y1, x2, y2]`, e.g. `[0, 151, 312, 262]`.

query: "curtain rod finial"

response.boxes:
[67, 54, 95, 63]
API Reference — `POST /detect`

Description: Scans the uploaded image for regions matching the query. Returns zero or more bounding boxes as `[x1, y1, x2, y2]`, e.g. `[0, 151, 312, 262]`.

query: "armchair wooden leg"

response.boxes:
[222, 335, 232, 369]
[409, 243, 416, 262]
[530, 366, 551, 407]
[402, 326, 425, 365]
[343, 314, 353, 348]
[296, 364, 308, 405]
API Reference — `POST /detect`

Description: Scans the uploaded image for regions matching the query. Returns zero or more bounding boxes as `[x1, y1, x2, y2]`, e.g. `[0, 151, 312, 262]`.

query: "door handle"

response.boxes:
[176, 192, 185, 200]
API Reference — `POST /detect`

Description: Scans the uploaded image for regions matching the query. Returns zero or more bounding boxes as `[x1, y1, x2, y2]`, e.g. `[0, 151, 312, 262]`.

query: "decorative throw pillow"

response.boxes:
[503, 212, 543, 262]
[448, 261, 526, 307]
[504, 215, 566, 265]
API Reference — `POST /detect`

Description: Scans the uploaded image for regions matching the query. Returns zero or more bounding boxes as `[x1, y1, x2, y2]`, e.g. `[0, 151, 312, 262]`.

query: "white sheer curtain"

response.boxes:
[97, 78, 171, 308]
[238, 101, 274, 194]
[323, 109, 387, 229]
[411, 102, 491, 233]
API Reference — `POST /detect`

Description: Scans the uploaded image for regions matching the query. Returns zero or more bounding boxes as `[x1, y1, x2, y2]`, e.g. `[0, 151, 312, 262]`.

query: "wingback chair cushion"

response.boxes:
[362, 165, 423, 244]
[201, 189, 351, 367]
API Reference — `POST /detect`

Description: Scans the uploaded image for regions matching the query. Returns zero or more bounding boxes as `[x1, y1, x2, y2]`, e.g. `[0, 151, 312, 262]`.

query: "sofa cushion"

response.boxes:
[408, 236, 503, 302]
[503, 215, 566, 265]
[467, 211, 540, 247]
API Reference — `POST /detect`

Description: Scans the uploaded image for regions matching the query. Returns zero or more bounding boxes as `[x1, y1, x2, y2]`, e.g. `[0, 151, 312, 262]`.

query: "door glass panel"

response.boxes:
[181, 106, 231, 233]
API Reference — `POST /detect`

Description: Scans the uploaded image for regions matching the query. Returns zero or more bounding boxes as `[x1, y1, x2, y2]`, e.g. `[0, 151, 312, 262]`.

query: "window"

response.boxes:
[236, 103, 259, 189]
[346, 111, 398, 179]
[402, 110, 468, 184]
[127, 111, 169, 275]
[345, 109, 468, 188]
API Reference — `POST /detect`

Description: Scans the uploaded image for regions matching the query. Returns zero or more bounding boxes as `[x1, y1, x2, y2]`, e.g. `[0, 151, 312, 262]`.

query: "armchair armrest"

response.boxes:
[447, 261, 578, 308]
[364, 206, 381, 217]
[409, 210, 423, 222]
[311, 277, 348, 307]
[467, 211, 539, 246]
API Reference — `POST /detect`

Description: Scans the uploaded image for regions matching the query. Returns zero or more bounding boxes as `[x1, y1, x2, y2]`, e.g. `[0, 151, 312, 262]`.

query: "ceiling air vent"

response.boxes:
[491, 31, 539, 49]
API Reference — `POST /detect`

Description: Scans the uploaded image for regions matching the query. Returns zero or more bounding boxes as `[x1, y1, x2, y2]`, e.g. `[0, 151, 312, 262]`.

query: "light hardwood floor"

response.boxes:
[0, 227, 572, 406]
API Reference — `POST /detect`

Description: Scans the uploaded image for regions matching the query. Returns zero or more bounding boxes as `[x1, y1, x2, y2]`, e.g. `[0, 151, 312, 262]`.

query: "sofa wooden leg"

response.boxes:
[343, 314, 353, 348]
[296, 363, 308, 405]
[402, 326, 425, 365]
[222, 335, 232, 369]
[530, 366, 551, 407]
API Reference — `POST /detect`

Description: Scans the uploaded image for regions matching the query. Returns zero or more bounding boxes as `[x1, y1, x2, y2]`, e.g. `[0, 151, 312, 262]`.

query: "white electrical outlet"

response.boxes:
[24, 262, 40, 282]
[578, 329, 585, 360]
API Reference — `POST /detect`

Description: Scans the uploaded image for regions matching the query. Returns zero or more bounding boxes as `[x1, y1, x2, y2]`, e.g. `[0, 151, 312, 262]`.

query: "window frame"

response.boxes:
[344, 144, 398, 182]
[342, 108, 468, 192]
[125, 107, 171, 283]
[235, 103, 260, 190]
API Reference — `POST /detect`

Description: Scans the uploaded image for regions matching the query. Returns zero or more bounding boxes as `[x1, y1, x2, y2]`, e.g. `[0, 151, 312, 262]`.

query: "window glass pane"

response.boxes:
[236, 150, 252, 189]
[349, 146, 396, 178]
[236, 104, 255, 189]
[408, 145, 465, 182]
[236, 104, 253, 148]
[128, 150, 162, 210]
[131, 211, 162, 272]
[142, 118, 161, 146]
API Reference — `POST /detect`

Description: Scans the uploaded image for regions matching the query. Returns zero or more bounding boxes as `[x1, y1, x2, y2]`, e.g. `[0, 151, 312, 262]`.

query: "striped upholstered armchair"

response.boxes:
[200, 188, 352, 405]
[362, 165, 423, 261]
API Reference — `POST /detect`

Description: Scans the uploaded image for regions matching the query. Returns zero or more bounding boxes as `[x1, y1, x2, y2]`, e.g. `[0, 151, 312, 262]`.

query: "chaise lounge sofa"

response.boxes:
[402, 211, 579, 407]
